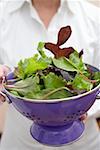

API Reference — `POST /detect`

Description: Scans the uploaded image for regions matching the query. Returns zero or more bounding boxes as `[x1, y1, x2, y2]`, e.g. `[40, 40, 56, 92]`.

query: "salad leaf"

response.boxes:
[92, 72, 100, 81]
[72, 73, 93, 91]
[37, 42, 52, 64]
[15, 54, 50, 79]
[43, 89, 73, 99]
[24, 88, 73, 100]
[57, 26, 72, 46]
[92, 72, 100, 86]
[42, 72, 67, 89]
[6, 75, 41, 98]
[10, 91, 19, 96]
[53, 57, 77, 72]
[37, 42, 46, 58]
[53, 51, 87, 73]
[69, 51, 86, 72]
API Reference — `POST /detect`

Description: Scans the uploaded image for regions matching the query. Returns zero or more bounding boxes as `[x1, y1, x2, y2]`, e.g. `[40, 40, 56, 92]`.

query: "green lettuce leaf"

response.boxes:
[53, 57, 77, 72]
[42, 72, 67, 89]
[15, 54, 50, 79]
[7, 75, 41, 98]
[53, 51, 87, 73]
[72, 73, 93, 91]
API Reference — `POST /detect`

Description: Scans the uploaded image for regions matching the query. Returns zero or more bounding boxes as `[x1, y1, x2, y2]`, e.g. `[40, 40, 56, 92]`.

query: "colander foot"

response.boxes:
[30, 120, 84, 146]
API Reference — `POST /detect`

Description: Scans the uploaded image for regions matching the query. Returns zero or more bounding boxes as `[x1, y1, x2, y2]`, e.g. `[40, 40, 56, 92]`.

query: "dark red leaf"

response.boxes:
[60, 47, 74, 58]
[44, 26, 75, 58]
[44, 43, 60, 58]
[44, 43, 74, 58]
[57, 26, 72, 46]
[79, 49, 84, 58]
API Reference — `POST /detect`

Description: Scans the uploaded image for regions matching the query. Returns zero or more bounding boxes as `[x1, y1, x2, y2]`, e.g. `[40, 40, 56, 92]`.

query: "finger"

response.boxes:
[0, 94, 6, 103]
[0, 65, 10, 76]
[79, 113, 88, 123]
[0, 77, 3, 83]
[0, 67, 5, 83]
[0, 71, 4, 78]
[3, 65, 11, 75]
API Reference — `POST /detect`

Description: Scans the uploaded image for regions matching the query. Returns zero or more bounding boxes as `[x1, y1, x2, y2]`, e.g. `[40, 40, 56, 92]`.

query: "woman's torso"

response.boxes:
[0, 1, 100, 150]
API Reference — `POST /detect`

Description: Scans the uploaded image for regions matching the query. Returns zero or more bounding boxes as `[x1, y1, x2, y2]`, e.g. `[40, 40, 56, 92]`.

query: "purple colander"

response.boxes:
[0, 64, 100, 146]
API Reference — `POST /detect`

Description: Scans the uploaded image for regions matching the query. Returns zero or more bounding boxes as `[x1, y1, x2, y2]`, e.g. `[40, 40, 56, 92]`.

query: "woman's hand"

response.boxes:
[0, 65, 10, 103]
[80, 113, 88, 123]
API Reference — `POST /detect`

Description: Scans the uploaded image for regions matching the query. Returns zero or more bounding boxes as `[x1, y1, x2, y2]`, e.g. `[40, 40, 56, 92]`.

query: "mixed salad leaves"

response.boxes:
[4, 26, 100, 100]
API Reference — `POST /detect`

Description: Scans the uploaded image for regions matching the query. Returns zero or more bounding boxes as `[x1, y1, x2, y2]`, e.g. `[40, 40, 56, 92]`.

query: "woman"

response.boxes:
[0, 0, 100, 150]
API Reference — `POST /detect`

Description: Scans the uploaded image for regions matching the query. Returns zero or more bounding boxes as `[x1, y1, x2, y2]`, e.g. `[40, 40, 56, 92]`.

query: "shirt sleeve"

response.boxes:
[88, 8, 100, 117]
[93, 12, 100, 69]
[0, 2, 11, 66]
[0, 2, 5, 64]
[0, 2, 2, 63]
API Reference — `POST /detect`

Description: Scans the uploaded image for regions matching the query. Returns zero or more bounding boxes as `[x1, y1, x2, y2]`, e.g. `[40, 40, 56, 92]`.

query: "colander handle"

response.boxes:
[0, 76, 12, 104]
[0, 91, 12, 104]
[96, 89, 100, 100]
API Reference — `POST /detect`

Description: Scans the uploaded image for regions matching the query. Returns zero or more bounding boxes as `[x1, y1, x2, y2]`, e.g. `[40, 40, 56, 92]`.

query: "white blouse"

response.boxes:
[0, 0, 100, 150]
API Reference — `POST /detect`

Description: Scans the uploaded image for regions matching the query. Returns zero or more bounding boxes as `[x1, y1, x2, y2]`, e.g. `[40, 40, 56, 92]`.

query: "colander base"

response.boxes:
[30, 120, 85, 146]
